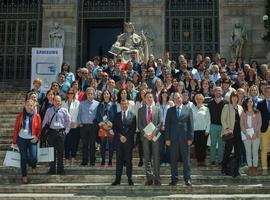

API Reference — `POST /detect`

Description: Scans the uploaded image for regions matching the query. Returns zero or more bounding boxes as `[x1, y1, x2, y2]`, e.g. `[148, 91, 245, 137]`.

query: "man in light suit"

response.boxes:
[138, 92, 162, 186]
[111, 99, 136, 185]
[165, 92, 194, 186]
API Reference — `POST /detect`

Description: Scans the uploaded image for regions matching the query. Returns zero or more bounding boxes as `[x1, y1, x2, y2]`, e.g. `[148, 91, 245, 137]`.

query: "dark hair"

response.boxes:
[159, 88, 169, 104]
[117, 89, 131, 103]
[50, 81, 60, 89]
[188, 78, 199, 91]
[71, 80, 79, 88]
[61, 62, 70, 72]
[242, 97, 258, 113]
[136, 89, 146, 102]
[58, 72, 66, 78]
[100, 89, 112, 102]
[144, 91, 153, 98]
[229, 91, 239, 104]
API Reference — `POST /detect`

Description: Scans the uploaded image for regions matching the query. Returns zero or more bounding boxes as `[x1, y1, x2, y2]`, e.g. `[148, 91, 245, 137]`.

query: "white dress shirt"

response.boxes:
[191, 103, 211, 132]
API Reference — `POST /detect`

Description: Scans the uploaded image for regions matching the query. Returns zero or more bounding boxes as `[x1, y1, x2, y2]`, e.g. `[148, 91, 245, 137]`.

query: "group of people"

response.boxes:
[12, 51, 270, 186]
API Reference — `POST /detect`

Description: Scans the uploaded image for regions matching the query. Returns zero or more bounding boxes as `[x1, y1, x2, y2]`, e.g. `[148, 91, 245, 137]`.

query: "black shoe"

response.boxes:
[145, 180, 153, 186]
[218, 162, 222, 166]
[101, 160, 105, 166]
[111, 181, 120, 185]
[138, 159, 143, 167]
[154, 180, 161, 186]
[185, 179, 192, 186]
[90, 162, 95, 166]
[232, 172, 240, 178]
[108, 161, 112, 166]
[47, 170, 56, 175]
[211, 161, 216, 166]
[169, 181, 177, 186]
[81, 162, 88, 166]
[128, 179, 134, 186]
[57, 171, 66, 175]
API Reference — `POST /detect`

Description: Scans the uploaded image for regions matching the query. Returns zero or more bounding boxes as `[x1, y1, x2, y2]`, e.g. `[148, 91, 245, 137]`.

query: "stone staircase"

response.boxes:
[0, 90, 270, 199]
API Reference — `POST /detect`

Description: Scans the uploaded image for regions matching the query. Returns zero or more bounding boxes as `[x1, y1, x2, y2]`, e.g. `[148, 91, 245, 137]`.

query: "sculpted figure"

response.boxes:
[230, 22, 247, 61]
[109, 22, 148, 63]
[49, 22, 65, 48]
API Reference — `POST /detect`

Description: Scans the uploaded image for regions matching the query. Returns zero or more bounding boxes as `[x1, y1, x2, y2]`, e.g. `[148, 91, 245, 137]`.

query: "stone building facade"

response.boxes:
[0, 0, 269, 84]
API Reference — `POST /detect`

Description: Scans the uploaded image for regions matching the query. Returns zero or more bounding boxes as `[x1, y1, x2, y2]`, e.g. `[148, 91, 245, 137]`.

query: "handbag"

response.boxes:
[221, 128, 234, 141]
[37, 142, 54, 162]
[221, 105, 234, 141]
[98, 126, 113, 138]
[3, 149, 21, 168]
[40, 111, 57, 144]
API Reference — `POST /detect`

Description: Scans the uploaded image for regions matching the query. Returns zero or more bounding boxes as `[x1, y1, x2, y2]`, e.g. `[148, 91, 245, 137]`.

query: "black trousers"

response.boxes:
[135, 131, 143, 160]
[47, 129, 65, 173]
[194, 130, 208, 162]
[80, 124, 97, 165]
[222, 135, 241, 172]
[115, 141, 133, 181]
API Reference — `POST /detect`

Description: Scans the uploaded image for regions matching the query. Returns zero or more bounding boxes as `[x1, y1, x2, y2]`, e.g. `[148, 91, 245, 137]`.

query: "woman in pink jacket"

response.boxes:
[240, 97, 262, 176]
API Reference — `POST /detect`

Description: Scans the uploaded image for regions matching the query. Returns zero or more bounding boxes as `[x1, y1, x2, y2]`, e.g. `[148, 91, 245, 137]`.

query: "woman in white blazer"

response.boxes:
[62, 88, 80, 165]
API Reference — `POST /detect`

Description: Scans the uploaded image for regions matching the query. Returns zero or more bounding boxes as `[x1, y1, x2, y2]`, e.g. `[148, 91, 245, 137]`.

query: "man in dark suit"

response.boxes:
[138, 92, 162, 186]
[257, 85, 270, 175]
[165, 92, 194, 186]
[111, 99, 136, 185]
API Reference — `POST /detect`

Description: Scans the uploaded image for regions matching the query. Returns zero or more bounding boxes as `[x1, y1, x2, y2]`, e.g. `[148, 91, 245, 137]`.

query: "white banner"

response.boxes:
[31, 48, 63, 92]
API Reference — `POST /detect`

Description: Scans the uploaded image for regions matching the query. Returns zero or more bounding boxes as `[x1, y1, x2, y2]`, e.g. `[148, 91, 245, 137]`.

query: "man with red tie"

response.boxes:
[138, 92, 162, 186]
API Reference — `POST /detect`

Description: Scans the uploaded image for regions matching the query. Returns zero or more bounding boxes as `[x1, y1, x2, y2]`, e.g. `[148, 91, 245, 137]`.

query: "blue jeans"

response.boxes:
[65, 128, 80, 159]
[100, 137, 114, 163]
[17, 136, 37, 177]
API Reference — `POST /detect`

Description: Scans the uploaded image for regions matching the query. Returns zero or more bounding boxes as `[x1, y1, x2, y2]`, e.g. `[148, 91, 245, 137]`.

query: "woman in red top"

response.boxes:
[12, 99, 42, 184]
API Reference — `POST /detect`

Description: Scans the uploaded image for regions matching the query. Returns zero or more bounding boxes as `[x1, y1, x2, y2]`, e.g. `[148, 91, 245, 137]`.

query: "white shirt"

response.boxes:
[191, 104, 211, 132]
[19, 116, 33, 139]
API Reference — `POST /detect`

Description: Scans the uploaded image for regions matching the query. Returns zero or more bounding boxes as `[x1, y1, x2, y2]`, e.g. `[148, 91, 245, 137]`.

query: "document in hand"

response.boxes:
[143, 122, 161, 142]
[241, 128, 255, 140]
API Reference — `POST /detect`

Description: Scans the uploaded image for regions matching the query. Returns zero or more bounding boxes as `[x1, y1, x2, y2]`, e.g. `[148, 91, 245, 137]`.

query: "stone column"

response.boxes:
[130, 0, 166, 59]
[42, 0, 78, 71]
[219, 0, 269, 63]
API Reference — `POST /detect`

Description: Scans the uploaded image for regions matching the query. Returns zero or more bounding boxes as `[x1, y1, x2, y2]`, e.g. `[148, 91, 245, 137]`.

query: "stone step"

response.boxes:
[0, 174, 267, 185]
[0, 193, 270, 200]
[0, 183, 268, 195]
[0, 165, 251, 177]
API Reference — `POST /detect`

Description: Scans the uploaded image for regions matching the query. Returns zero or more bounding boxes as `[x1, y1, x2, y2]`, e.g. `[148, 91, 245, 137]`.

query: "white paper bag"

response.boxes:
[37, 147, 54, 162]
[3, 150, 21, 168]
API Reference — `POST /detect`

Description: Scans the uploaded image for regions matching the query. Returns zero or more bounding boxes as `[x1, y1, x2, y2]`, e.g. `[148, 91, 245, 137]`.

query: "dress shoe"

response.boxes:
[57, 171, 66, 175]
[100, 160, 105, 166]
[21, 176, 28, 184]
[111, 181, 120, 185]
[80, 162, 88, 166]
[47, 170, 56, 175]
[145, 180, 153, 186]
[154, 180, 161, 186]
[185, 179, 192, 186]
[108, 161, 112, 167]
[128, 179, 134, 186]
[168, 181, 177, 186]
[90, 162, 95, 166]
[211, 161, 216, 166]
[32, 168, 37, 175]
[138, 159, 143, 167]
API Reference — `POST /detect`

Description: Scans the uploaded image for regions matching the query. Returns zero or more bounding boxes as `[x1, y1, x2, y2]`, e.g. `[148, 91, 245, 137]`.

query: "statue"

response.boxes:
[230, 22, 247, 61]
[109, 22, 148, 63]
[267, 52, 270, 68]
[49, 22, 65, 48]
